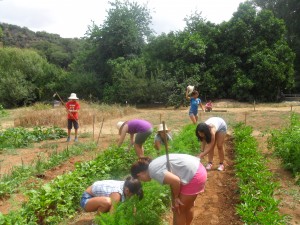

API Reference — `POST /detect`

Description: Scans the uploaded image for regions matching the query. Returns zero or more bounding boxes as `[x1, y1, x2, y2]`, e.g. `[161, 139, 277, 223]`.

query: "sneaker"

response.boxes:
[66, 136, 71, 142]
[205, 163, 213, 170]
[217, 164, 225, 171]
[74, 137, 78, 142]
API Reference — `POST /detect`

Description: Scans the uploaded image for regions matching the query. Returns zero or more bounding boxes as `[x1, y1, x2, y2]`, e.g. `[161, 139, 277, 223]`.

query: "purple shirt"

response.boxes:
[127, 119, 152, 134]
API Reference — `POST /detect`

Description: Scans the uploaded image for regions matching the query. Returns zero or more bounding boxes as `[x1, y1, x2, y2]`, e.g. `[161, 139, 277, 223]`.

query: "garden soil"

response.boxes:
[0, 102, 300, 225]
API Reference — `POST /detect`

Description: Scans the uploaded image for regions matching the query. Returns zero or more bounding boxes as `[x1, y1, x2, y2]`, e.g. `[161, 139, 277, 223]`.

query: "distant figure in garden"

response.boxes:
[117, 119, 153, 158]
[195, 117, 227, 171]
[131, 153, 207, 225]
[80, 176, 143, 214]
[65, 93, 80, 142]
[154, 123, 172, 154]
[205, 100, 213, 112]
[185, 86, 205, 124]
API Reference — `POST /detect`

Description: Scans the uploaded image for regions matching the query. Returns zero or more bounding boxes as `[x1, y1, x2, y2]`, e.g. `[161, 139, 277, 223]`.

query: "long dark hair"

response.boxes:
[130, 157, 152, 179]
[196, 123, 212, 143]
[124, 176, 144, 200]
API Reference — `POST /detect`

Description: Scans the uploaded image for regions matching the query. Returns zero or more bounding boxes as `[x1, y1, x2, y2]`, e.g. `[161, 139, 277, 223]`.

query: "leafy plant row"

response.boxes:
[0, 142, 96, 198]
[233, 123, 285, 224]
[96, 124, 200, 224]
[0, 126, 67, 149]
[0, 123, 200, 225]
[267, 113, 300, 185]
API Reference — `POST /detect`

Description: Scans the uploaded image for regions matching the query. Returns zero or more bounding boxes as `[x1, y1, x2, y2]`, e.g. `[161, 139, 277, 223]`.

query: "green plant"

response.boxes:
[233, 123, 285, 224]
[268, 113, 300, 184]
[0, 105, 9, 118]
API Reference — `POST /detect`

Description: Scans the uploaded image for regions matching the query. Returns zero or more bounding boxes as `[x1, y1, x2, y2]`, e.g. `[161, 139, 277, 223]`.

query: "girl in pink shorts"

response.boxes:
[131, 153, 207, 225]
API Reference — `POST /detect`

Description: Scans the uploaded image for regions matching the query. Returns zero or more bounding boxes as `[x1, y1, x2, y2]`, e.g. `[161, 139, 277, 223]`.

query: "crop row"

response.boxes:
[233, 123, 285, 224]
[0, 142, 97, 198]
[0, 121, 290, 224]
[0, 126, 67, 150]
[267, 113, 300, 185]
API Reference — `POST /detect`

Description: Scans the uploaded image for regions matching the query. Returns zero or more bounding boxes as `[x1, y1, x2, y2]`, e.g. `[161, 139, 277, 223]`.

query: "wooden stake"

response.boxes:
[96, 118, 104, 146]
[162, 121, 176, 224]
[92, 115, 95, 141]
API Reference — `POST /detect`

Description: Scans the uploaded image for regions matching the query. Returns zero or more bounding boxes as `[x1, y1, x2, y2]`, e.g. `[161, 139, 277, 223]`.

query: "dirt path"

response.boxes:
[1, 103, 300, 224]
[192, 136, 241, 225]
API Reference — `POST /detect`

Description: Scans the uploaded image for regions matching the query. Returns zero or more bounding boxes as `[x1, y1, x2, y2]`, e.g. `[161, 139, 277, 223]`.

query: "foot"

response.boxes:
[66, 136, 71, 142]
[205, 163, 213, 170]
[74, 137, 78, 142]
[217, 164, 225, 171]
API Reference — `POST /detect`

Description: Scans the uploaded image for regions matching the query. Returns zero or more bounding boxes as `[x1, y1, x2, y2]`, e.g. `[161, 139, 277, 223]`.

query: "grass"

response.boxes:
[13, 101, 137, 127]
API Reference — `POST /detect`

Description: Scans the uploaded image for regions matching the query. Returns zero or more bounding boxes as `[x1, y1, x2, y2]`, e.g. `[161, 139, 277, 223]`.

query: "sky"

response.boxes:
[0, 0, 247, 38]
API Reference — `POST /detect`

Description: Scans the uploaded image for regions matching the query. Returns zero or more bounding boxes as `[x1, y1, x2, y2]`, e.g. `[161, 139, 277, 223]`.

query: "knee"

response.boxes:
[217, 145, 224, 151]
[101, 198, 112, 212]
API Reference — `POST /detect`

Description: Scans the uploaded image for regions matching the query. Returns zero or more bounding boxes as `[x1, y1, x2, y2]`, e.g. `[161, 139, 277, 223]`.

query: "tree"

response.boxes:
[215, 2, 295, 101]
[0, 47, 66, 107]
[71, 0, 153, 100]
[251, 0, 300, 91]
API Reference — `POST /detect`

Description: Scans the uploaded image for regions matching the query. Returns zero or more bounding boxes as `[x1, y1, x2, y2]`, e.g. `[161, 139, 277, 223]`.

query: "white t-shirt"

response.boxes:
[91, 180, 125, 202]
[149, 154, 200, 185]
[205, 117, 227, 132]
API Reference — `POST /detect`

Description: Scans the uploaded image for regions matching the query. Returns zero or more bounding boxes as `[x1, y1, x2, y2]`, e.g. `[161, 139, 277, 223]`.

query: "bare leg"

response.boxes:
[189, 115, 197, 124]
[195, 115, 199, 123]
[174, 194, 197, 225]
[84, 196, 112, 213]
[134, 144, 144, 158]
[215, 132, 226, 163]
[207, 142, 216, 163]
[75, 129, 78, 138]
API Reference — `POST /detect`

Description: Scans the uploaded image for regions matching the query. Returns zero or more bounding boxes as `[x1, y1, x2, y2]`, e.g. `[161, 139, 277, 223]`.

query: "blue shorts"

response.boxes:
[80, 192, 93, 210]
[189, 111, 198, 116]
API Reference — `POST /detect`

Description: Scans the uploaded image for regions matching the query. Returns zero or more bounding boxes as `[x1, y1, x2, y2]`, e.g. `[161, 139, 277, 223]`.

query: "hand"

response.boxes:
[199, 152, 205, 159]
[173, 197, 184, 214]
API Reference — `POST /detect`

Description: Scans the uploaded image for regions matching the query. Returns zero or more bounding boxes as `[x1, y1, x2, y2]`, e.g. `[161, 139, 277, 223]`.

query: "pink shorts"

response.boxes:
[180, 163, 207, 195]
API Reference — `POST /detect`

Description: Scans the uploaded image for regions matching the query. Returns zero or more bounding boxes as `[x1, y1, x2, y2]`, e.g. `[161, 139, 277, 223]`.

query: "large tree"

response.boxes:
[251, 0, 300, 91]
[71, 0, 153, 99]
[0, 47, 66, 107]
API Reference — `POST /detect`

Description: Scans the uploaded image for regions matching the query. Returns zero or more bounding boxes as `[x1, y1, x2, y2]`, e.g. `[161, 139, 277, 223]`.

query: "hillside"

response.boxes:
[0, 22, 82, 68]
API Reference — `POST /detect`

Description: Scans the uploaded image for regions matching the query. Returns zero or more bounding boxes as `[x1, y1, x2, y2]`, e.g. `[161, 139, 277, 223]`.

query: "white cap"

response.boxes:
[68, 93, 79, 100]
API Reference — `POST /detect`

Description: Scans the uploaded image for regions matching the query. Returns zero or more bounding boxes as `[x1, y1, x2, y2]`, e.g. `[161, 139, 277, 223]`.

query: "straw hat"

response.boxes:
[68, 93, 79, 100]
[187, 85, 194, 94]
[117, 121, 125, 133]
[158, 123, 170, 132]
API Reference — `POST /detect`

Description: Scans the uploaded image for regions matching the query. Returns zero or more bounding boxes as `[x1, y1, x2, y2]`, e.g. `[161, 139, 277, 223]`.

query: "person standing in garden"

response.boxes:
[195, 117, 227, 171]
[117, 119, 153, 158]
[130, 153, 207, 225]
[65, 93, 80, 142]
[80, 176, 143, 214]
[185, 87, 205, 124]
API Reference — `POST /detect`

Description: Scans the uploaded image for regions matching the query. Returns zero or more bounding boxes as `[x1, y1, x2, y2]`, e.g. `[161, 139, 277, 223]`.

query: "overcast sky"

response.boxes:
[0, 0, 247, 38]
